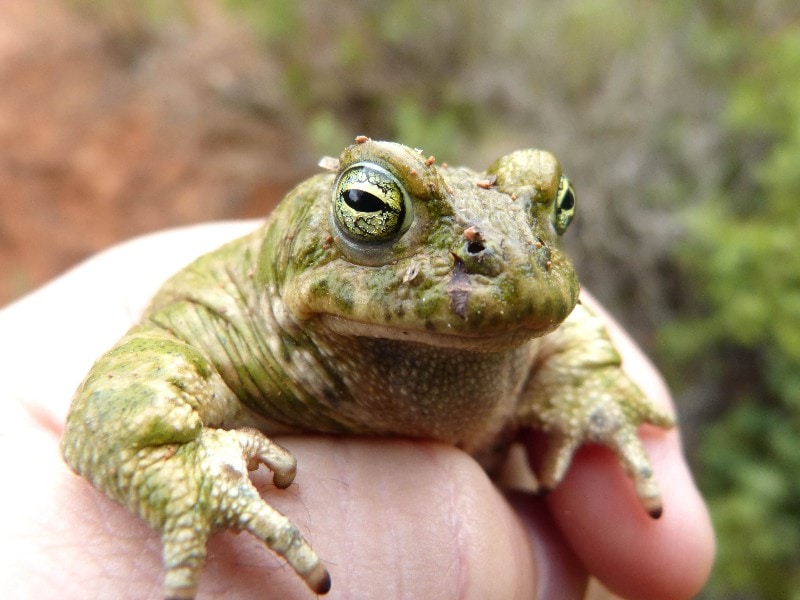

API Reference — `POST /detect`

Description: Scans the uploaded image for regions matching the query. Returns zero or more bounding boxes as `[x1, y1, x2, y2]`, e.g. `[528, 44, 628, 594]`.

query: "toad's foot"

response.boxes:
[132, 427, 329, 599]
[527, 365, 675, 518]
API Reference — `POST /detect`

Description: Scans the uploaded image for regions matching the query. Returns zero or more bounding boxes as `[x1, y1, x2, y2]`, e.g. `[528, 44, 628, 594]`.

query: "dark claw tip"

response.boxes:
[306, 564, 331, 595]
[648, 505, 663, 519]
[314, 570, 332, 595]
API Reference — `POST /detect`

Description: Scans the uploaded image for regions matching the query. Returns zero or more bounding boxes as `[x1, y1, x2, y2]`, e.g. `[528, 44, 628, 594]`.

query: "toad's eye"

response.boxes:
[554, 175, 576, 235]
[334, 162, 413, 243]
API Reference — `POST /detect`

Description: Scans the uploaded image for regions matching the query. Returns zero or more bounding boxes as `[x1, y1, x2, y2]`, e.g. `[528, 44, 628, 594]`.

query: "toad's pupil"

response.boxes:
[561, 188, 575, 211]
[344, 189, 384, 213]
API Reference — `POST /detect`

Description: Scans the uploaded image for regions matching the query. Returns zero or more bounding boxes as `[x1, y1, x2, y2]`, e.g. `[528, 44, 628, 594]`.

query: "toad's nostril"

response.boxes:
[466, 240, 485, 254]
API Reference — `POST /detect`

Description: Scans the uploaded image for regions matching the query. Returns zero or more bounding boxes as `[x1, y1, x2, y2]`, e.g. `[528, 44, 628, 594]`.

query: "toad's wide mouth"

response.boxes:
[318, 313, 539, 352]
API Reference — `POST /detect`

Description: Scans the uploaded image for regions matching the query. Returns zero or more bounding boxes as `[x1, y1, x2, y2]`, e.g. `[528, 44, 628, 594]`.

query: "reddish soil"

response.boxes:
[0, 0, 315, 305]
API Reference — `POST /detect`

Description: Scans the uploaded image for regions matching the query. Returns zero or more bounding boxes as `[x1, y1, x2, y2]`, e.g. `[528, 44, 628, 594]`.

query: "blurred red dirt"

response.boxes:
[0, 0, 314, 305]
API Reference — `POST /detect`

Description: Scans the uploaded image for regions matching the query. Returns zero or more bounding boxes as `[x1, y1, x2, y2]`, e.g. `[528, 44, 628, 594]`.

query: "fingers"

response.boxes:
[252, 437, 552, 600]
[545, 433, 714, 600]
[507, 493, 588, 600]
[49, 434, 578, 599]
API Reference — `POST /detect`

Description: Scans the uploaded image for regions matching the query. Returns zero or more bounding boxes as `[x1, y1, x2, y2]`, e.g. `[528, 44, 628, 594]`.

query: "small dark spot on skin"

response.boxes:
[323, 388, 340, 406]
[428, 182, 436, 194]
[355, 135, 369, 144]
[467, 240, 485, 254]
[310, 279, 330, 299]
[590, 410, 607, 428]
[425, 155, 436, 167]
[545, 261, 552, 270]
[649, 506, 664, 519]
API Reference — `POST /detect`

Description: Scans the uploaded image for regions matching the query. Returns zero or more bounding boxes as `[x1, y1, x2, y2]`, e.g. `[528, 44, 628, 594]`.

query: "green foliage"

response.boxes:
[662, 4, 800, 598]
[700, 403, 800, 599]
[222, 0, 301, 39]
[220, 0, 492, 157]
[70, 0, 189, 29]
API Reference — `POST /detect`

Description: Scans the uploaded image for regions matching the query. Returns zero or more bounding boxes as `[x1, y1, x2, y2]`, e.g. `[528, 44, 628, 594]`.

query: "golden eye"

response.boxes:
[554, 175, 576, 235]
[334, 162, 413, 242]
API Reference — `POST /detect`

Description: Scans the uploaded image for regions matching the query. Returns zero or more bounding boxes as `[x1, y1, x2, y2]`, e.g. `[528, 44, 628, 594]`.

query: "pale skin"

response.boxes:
[0, 223, 714, 600]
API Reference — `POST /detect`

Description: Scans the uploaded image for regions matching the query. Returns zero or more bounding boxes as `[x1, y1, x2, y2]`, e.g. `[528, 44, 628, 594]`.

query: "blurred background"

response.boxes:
[2, 0, 798, 598]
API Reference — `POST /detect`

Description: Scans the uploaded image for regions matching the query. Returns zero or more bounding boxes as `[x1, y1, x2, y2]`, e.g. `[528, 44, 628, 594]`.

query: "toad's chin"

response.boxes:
[317, 313, 542, 352]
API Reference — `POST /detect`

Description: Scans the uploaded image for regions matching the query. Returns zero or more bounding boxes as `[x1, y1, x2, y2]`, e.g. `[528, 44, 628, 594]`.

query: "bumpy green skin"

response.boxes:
[62, 139, 674, 599]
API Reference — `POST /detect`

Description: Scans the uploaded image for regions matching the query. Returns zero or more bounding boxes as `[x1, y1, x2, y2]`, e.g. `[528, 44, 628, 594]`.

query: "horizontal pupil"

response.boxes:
[561, 189, 575, 210]
[344, 188, 386, 213]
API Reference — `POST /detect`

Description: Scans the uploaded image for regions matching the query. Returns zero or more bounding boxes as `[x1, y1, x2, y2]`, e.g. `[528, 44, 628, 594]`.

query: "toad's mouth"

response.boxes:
[318, 313, 537, 352]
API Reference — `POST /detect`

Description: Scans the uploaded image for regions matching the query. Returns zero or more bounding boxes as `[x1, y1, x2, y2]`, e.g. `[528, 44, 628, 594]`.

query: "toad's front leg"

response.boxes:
[61, 324, 330, 599]
[518, 302, 675, 518]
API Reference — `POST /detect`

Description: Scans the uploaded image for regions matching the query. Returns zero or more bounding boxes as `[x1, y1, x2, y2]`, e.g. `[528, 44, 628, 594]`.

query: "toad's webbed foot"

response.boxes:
[531, 367, 674, 518]
[519, 302, 675, 517]
[68, 424, 329, 599]
[148, 428, 330, 599]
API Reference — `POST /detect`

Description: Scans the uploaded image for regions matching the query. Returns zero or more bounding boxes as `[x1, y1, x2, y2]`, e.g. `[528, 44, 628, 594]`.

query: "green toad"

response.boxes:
[62, 138, 674, 598]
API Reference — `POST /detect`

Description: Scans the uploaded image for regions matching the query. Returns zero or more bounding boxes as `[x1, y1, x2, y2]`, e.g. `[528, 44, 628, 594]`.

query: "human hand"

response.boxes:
[0, 222, 714, 599]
